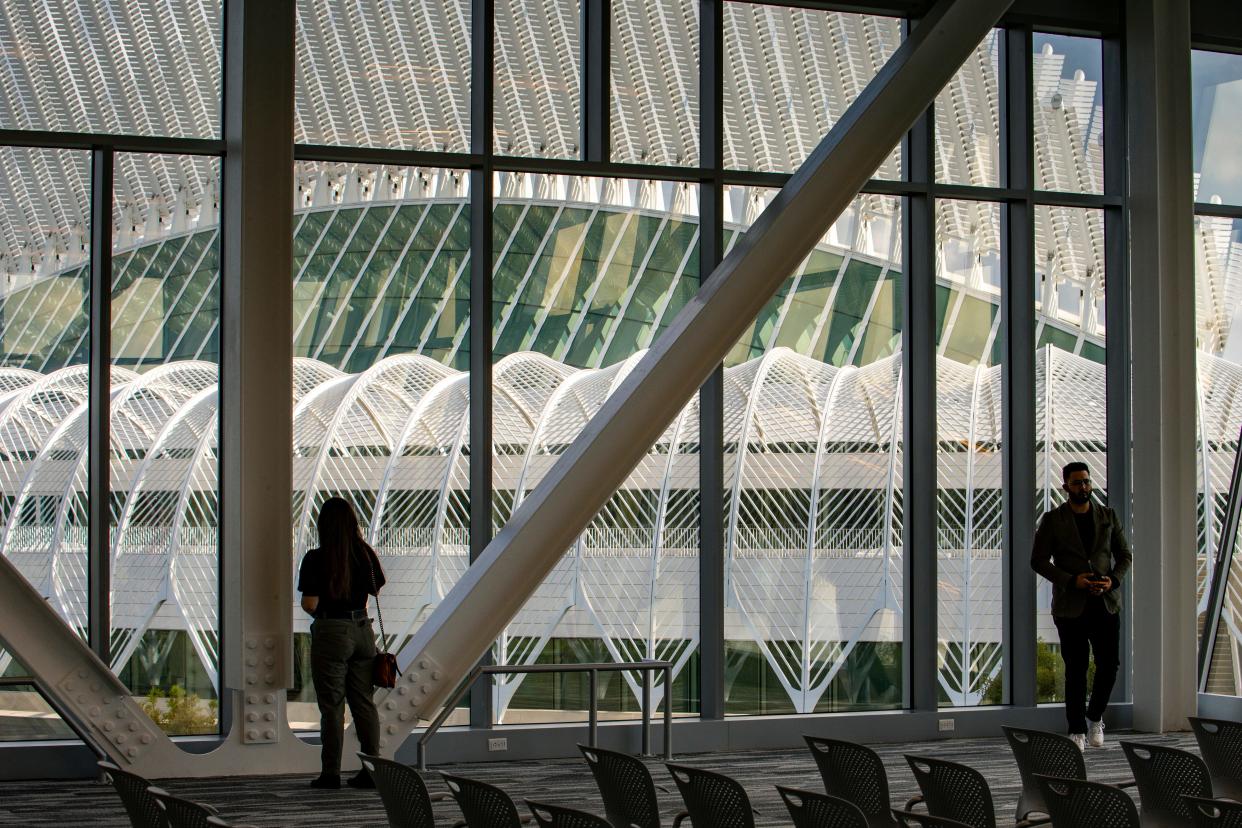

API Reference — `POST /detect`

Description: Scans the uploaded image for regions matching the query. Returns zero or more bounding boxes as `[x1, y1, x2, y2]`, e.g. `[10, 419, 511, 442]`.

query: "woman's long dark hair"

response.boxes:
[316, 497, 375, 599]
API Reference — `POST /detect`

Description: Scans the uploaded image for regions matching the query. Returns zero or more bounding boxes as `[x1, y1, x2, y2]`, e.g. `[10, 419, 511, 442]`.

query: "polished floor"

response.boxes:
[0, 731, 1197, 826]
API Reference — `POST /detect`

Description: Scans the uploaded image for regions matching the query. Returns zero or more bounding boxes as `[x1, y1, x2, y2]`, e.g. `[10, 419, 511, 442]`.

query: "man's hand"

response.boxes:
[1074, 573, 1096, 591]
[1075, 573, 1111, 594]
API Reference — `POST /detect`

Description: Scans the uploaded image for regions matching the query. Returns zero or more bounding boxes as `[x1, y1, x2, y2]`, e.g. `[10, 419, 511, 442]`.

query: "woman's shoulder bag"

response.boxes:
[367, 551, 400, 688]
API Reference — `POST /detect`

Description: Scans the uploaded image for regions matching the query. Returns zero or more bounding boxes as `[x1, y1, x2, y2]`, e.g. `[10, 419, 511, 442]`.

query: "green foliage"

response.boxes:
[140, 683, 218, 735]
[980, 639, 1095, 704]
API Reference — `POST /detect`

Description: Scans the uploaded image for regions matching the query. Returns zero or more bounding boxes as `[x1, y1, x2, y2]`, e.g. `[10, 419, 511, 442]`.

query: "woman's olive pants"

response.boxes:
[310, 617, 381, 776]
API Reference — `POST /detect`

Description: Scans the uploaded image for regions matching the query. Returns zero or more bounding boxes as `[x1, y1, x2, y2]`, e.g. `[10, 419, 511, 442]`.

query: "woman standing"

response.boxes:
[298, 496, 386, 789]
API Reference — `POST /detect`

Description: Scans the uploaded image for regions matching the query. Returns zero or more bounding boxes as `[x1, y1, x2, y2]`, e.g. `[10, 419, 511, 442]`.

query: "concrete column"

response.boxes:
[1126, 0, 1197, 732]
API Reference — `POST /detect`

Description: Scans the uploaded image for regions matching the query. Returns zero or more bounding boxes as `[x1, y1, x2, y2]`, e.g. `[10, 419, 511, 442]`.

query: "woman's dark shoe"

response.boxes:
[346, 770, 375, 789]
[310, 774, 341, 789]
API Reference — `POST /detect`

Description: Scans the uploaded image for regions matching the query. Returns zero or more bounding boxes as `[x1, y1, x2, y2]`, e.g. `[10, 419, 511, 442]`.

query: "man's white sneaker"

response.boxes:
[1070, 733, 1086, 752]
[1088, 719, 1105, 748]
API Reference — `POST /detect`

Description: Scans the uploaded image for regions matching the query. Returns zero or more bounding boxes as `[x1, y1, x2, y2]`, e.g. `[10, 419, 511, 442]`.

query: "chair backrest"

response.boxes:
[150, 788, 218, 828]
[778, 786, 869, 828]
[1185, 795, 1242, 828]
[1189, 717, 1242, 800]
[666, 763, 755, 828]
[526, 800, 612, 828]
[578, 743, 661, 828]
[804, 735, 898, 827]
[1001, 725, 1087, 821]
[205, 818, 256, 828]
[904, 755, 996, 828]
[99, 760, 168, 828]
[1121, 740, 1212, 826]
[441, 772, 523, 828]
[360, 753, 437, 828]
[1034, 775, 1139, 828]
[890, 811, 974, 828]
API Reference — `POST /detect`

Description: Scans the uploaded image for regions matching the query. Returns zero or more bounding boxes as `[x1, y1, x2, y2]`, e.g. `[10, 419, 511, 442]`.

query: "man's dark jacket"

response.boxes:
[1031, 500, 1132, 618]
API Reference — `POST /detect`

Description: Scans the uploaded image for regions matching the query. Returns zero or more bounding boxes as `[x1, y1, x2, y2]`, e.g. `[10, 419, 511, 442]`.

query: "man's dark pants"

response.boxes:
[310, 617, 381, 776]
[1053, 597, 1120, 734]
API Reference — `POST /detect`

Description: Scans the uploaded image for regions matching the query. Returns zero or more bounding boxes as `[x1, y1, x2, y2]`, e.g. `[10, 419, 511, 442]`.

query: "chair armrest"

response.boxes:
[655, 783, 671, 794]
[893, 810, 926, 826]
[671, 809, 690, 827]
[1116, 779, 1137, 789]
[1015, 816, 1051, 828]
[429, 791, 452, 802]
[519, 816, 534, 824]
[903, 794, 925, 811]
[203, 803, 221, 816]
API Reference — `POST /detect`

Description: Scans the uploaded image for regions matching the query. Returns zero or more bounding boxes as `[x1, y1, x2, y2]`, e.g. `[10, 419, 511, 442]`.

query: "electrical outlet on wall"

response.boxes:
[488, 737, 508, 752]
[938, 718, 955, 732]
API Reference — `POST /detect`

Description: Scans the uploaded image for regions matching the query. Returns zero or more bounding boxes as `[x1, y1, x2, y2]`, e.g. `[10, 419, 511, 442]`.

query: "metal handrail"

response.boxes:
[416, 660, 673, 771]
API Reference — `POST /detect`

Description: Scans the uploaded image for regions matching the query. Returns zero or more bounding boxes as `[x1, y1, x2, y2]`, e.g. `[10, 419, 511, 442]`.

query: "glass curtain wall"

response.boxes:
[0, 147, 91, 739]
[286, 163, 471, 728]
[491, 174, 700, 724]
[108, 154, 221, 735]
[723, 188, 904, 716]
[1194, 48, 1242, 697]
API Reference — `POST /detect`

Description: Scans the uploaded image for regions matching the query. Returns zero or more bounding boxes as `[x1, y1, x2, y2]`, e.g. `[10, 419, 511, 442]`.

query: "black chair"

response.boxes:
[778, 786, 869, 828]
[1189, 717, 1242, 801]
[1002, 725, 1135, 823]
[579, 743, 678, 828]
[361, 754, 449, 828]
[804, 735, 904, 827]
[891, 812, 974, 828]
[149, 788, 221, 828]
[1121, 740, 1213, 828]
[666, 763, 757, 828]
[441, 773, 531, 828]
[205, 818, 257, 828]
[525, 800, 611, 828]
[1033, 775, 1139, 828]
[98, 760, 168, 828]
[1185, 796, 1242, 828]
[905, 755, 1048, 828]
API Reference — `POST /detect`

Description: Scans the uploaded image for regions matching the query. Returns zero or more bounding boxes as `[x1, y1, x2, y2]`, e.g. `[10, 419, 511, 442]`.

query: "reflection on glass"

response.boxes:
[295, 0, 471, 151]
[721, 187, 904, 716]
[612, 0, 699, 167]
[1193, 51, 1242, 207]
[1032, 205, 1107, 704]
[1196, 214, 1242, 696]
[0, 148, 91, 740]
[286, 165, 471, 728]
[936, 31, 1001, 188]
[495, 0, 581, 159]
[0, 684, 78, 742]
[935, 200, 1002, 707]
[492, 174, 700, 724]
[1033, 34, 1104, 194]
[722, 4, 901, 177]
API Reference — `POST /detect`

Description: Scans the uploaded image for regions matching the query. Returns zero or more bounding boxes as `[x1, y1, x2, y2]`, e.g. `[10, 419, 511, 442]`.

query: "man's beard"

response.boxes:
[1068, 490, 1091, 505]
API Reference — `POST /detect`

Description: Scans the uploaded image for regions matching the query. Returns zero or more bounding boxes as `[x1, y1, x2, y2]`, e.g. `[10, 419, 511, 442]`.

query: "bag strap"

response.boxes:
[366, 549, 388, 654]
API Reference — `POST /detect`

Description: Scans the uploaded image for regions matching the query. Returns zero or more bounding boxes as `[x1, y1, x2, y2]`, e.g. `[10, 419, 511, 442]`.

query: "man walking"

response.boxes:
[1031, 461, 1132, 750]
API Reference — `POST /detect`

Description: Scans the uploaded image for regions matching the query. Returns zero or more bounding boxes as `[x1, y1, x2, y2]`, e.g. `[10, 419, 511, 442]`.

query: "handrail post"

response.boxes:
[663, 664, 672, 759]
[641, 665, 651, 756]
[588, 669, 598, 747]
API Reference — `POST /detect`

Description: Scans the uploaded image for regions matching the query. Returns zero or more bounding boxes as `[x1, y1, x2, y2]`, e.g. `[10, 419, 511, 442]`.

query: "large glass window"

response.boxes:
[492, 174, 700, 724]
[936, 31, 1001, 188]
[722, 5, 901, 178]
[295, 0, 471, 152]
[495, 0, 580, 159]
[935, 199, 1003, 707]
[723, 188, 904, 716]
[0, 2, 222, 138]
[287, 164, 471, 729]
[1033, 205, 1107, 703]
[0, 147, 91, 741]
[611, 0, 699, 167]
[1033, 35, 1104, 195]
[1193, 49, 1242, 696]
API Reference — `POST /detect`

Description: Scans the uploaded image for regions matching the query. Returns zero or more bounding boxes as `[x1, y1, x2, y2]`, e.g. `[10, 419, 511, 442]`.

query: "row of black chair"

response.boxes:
[98, 761, 253, 828]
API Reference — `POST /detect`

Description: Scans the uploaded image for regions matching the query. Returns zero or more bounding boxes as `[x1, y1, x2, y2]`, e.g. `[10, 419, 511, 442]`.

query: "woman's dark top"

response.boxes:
[297, 545, 387, 616]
